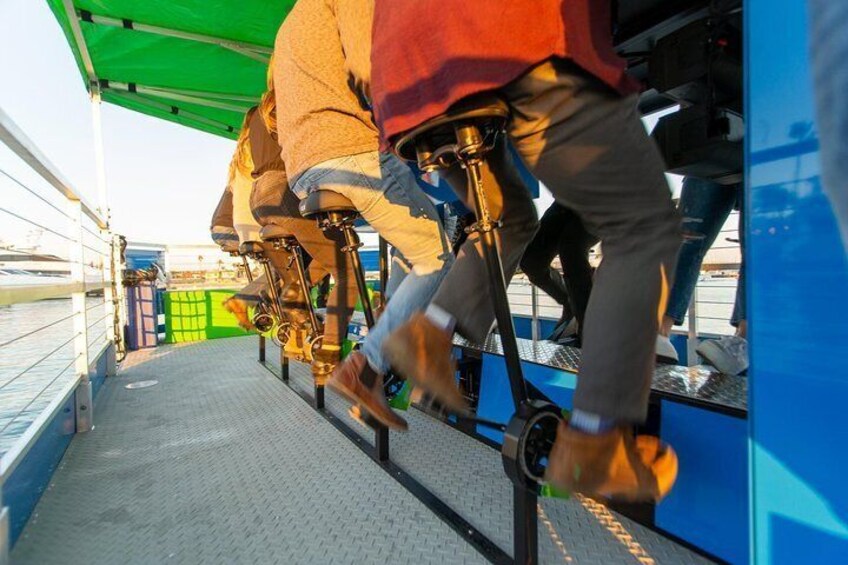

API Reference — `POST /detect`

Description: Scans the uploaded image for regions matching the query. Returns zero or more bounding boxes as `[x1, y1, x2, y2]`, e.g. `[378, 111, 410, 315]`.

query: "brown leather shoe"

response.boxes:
[328, 352, 408, 431]
[544, 422, 678, 502]
[223, 297, 253, 331]
[382, 313, 468, 412]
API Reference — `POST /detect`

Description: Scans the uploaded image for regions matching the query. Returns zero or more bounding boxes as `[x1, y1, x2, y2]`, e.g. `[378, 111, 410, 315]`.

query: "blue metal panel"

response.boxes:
[511, 315, 559, 341]
[475, 353, 513, 444]
[476, 355, 575, 444]
[125, 249, 164, 270]
[359, 250, 379, 273]
[3, 394, 75, 546]
[657, 401, 748, 564]
[747, 0, 848, 561]
[90, 345, 108, 399]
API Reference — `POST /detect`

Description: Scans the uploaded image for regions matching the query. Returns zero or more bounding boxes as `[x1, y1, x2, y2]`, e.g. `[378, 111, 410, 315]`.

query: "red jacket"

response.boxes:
[371, 0, 639, 148]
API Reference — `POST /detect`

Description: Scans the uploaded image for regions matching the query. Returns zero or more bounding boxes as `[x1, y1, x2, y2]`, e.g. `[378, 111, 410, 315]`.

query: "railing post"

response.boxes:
[530, 282, 540, 343]
[93, 89, 118, 375]
[112, 234, 126, 364]
[687, 286, 700, 367]
[68, 199, 93, 432]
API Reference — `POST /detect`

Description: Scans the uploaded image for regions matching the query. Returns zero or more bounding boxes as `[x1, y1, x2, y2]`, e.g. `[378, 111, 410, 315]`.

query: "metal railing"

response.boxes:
[0, 106, 121, 558]
[511, 219, 743, 367]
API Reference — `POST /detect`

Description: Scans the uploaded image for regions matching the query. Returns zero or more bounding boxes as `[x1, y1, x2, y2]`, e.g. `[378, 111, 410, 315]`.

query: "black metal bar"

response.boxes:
[341, 223, 376, 328]
[280, 345, 288, 382]
[339, 218, 389, 459]
[241, 255, 254, 283]
[375, 426, 389, 462]
[259, 335, 266, 363]
[315, 384, 325, 409]
[462, 146, 536, 564]
[291, 242, 322, 333]
[261, 260, 284, 320]
[513, 486, 538, 565]
[465, 162, 529, 409]
[379, 236, 389, 306]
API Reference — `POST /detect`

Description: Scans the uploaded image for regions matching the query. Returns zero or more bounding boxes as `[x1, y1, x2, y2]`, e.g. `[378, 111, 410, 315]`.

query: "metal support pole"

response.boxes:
[375, 427, 389, 462]
[530, 283, 540, 344]
[465, 161, 528, 409]
[514, 486, 539, 565]
[379, 236, 389, 307]
[459, 137, 536, 563]
[68, 199, 93, 432]
[260, 260, 284, 320]
[341, 223, 376, 328]
[687, 287, 699, 366]
[291, 243, 321, 333]
[242, 256, 254, 283]
[337, 219, 388, 458]
[91, 91, 117, 376]
[280, 348, 289, 382]
[259, 335, 266, 363]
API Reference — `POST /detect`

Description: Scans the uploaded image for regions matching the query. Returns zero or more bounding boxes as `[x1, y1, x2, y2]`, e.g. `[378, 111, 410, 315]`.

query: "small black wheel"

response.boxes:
[518, 409, 562, 486]
[309, 334, 324, 360]
[274, 323, 292, 347]
[253, 312, 275, 333]
[502, 401, 562, 491]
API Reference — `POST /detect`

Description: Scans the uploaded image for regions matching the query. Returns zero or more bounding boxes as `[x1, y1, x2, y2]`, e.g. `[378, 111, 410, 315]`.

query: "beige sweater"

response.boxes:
[274, 0, 377, 182]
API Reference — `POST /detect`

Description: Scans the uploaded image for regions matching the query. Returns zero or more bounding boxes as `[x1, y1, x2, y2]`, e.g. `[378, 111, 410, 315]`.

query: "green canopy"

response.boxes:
[47, 1, 296, 139]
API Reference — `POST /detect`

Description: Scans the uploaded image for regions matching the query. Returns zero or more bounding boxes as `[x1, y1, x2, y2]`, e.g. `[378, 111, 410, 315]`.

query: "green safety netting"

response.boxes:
[47, 1, 296, 139]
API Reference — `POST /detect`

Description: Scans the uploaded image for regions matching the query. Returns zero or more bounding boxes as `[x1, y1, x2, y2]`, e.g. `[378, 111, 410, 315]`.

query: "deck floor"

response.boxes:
[13, 337, 713, 565]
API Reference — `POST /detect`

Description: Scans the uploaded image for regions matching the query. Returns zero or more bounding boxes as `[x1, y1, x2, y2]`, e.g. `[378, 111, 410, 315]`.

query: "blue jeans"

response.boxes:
[666, 177, 745, 326]
[292, 151, 454, 373]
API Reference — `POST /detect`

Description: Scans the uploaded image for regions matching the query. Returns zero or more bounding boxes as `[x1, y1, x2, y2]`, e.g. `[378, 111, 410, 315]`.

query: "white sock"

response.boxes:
[424, 304, 456, 334]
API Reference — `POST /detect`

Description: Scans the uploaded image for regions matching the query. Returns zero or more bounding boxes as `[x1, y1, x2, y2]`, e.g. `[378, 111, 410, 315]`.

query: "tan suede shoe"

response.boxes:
[382, 313, 467, 412]
[544, 422, 678, 502]
[223, 297, 253, 331]
[311, 346, 340, 386]
[328, 352, 408, 431]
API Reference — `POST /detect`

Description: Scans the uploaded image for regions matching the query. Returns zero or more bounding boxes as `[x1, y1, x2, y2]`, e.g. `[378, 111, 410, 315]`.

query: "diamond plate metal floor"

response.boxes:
[263, 341, 715, 565]
[12, 337, 486, 565]
[454, 334, 747, 414]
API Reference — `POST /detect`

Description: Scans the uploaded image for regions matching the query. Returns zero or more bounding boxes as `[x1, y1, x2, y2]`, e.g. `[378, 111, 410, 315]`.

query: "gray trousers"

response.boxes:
[434, 59, 681, 422]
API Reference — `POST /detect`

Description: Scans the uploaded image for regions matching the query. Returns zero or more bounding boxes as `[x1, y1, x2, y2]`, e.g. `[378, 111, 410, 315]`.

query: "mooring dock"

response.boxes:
[12, 336, 710, 564]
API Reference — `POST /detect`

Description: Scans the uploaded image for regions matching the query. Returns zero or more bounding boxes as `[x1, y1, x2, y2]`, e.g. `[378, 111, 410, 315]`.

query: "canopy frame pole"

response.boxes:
[62, 0, 97, 86]
[106, 90, 237, 135]
[91, 91, 119, 378]
[102, 82, 253, 114]
[79, 12, 272, 63]
[136, 88, 257, 104]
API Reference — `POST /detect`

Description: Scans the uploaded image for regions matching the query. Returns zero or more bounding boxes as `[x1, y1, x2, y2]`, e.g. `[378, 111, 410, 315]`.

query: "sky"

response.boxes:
[0, 0, 236, 246]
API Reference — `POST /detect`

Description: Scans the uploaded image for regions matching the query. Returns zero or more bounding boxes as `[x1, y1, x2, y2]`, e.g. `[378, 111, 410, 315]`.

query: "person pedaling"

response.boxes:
[210, 151, 282, 334]
[369, 0, 680, 503]
[272, 0, 455, 431]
